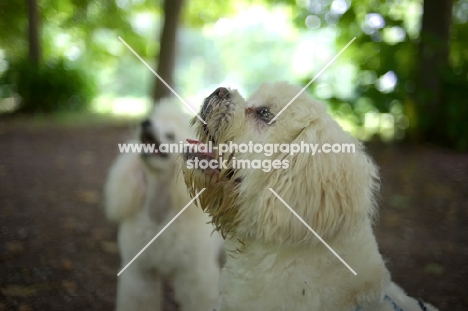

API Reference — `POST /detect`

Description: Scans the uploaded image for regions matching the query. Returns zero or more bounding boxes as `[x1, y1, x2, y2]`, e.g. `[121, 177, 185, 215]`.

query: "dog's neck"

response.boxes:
[143, 168, 174, 223]
[221, 220, 390, 310]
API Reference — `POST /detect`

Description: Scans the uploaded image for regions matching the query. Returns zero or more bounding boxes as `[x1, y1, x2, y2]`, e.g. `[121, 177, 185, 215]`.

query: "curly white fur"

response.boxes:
[183, 83, 438, 311]
[104, 99, 222, 311]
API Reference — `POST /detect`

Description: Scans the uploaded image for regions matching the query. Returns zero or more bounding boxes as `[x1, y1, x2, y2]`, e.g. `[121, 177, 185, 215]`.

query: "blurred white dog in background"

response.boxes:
[104, 99, 221, 311]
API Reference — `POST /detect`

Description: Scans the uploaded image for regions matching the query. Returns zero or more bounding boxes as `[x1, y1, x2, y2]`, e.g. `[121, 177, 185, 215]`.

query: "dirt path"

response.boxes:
[0, 120, 466, 310]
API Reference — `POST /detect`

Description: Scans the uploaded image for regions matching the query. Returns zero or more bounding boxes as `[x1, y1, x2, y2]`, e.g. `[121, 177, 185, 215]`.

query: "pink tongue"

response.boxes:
[186, 139, 216, 158]
[186, 138, 202, 145]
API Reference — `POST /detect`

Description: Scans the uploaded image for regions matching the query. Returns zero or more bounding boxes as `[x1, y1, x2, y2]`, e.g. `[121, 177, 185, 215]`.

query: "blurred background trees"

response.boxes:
[153, 0, 184, 101]
[314, 0, 467, 150]
[0, 0, 466, 149]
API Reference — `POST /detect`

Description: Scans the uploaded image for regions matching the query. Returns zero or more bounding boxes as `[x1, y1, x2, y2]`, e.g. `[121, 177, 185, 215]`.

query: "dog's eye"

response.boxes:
[257, 107, 272, 121]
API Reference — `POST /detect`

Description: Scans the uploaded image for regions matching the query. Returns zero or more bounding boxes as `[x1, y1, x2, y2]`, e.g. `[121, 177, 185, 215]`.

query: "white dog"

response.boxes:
[182, 83, 438, 311]
[104, 99, 221, 311]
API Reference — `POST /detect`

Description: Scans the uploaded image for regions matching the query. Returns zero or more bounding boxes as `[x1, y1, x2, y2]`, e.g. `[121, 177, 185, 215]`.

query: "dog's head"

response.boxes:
[140, 98, 192, 171]
[183, 82, 378, 245]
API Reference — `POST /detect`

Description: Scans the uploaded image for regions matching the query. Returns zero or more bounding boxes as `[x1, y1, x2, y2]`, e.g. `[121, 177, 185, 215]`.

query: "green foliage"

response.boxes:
[0, 0, 147, 62]
[445, 4, 468, 150]
[183, 0, 295, 27]
[295, 0, 468, 149]
[1, 0, 465, 148]
[443, 67, 468, 151]
[183, 0, 237, 26]
[0, 1, 28, 55]
[0, 58, 96, 113]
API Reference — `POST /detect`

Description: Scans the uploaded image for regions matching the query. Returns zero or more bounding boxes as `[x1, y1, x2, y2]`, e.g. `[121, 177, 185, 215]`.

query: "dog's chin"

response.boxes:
[183, 107, 244, 238]
[139, 141, 177, 173]
[141, 154, 175, 172]
[140, 150, 172, 171]
[183, 137, 242, 239]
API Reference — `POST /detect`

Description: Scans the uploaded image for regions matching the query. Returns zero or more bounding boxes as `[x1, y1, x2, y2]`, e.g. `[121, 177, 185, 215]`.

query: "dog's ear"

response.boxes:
[253, 114, 379, 246]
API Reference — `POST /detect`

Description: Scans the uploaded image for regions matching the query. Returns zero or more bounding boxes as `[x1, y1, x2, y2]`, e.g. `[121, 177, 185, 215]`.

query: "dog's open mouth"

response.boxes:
[184, 138, 221, 176]
[185, 138, 216, 159]
[185, 138, 240, 182]
[183, 89, 224, 173]
[140, 131, 168, 158]
[183, 87, 241, 182]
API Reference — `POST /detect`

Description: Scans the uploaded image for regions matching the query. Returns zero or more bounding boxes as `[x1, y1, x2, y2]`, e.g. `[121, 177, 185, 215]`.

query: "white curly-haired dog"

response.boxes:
[182, 83, 438, 311]
[104, 99, 221, 311]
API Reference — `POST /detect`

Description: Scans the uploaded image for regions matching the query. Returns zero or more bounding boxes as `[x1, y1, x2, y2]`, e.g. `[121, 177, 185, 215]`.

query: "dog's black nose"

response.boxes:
[141, 119, 151, 128]
[201, 87, 231, 120]
[214, 87, 229, 99]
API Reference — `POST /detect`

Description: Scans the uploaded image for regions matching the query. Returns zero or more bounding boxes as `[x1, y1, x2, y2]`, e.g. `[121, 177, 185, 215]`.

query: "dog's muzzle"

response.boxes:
[201, 87, 231, 120]
[139, 120, 168, 158]
[184, 86, 235, 177]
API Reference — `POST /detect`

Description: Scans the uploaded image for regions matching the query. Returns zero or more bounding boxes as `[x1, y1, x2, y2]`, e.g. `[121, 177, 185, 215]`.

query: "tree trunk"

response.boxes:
[413, 0, 453, 142]
[27, 0, 40, 65]
[153, 0, 184, 102]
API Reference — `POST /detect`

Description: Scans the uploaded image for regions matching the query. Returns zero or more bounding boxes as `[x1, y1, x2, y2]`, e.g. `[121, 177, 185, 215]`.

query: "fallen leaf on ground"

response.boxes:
[62, 281, 77, 292]
[18, 305, 33, 311]
[383, 213, 401, 227]
[91, 227, 110, 240]
[424, 263, 445, 276]
[6, 240, 24, 255]
[1, 285, 37, 297]
[389, 194, 410, 209]
[74, 190, 100, 204]
[61, 258, 74, 271]
[101, 241, 118, 254]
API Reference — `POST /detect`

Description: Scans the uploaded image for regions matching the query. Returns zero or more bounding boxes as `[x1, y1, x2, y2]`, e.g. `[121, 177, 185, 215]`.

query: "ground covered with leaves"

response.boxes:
[0, 118, 466, 310]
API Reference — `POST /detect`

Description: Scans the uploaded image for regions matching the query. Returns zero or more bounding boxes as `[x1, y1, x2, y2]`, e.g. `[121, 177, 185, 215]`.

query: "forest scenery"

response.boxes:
[0, 0, 467, 310]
